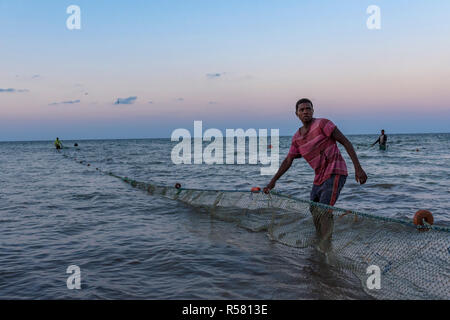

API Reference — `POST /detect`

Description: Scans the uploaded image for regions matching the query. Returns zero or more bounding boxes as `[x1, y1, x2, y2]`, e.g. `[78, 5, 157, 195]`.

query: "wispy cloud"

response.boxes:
[0, 88, 29, 93]
[176, 98, 184, 102]
[114, 96, 137, 105]
[73, 83, 88, 96]
[239, 74, 253, 80]
[208, 101, 218, 105]
[13, 74, 41, 80]
[62, 99, 81, 104]
[49, 99, 81, 106]
[206, 72, 226, 79]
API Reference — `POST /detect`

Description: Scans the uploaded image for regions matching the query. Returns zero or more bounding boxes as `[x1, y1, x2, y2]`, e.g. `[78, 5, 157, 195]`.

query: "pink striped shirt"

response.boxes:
[288, 118, 348, 185]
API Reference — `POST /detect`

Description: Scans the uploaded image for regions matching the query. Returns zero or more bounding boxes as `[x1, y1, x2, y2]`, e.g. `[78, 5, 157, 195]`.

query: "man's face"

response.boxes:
[296, 103, 314, 123]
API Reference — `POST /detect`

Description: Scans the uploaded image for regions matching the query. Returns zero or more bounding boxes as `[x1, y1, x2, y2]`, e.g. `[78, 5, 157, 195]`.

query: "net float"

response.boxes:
[413, 209, 434, 231]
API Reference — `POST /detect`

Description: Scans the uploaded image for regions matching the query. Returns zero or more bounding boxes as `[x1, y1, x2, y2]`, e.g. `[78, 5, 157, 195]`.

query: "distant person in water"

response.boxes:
[264, 98, 367, 250]
[74, 143, 78, 147]
[372, 129, 388, 150]
[54, 137, 63, 150]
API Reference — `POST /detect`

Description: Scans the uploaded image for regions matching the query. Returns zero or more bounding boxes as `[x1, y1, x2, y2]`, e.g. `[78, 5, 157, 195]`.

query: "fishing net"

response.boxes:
[62, 153, 450, 300]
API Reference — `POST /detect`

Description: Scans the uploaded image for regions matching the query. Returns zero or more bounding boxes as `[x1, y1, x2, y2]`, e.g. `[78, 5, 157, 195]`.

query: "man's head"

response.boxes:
[295, 98, 314, 124]
[381, 130, 385, 134]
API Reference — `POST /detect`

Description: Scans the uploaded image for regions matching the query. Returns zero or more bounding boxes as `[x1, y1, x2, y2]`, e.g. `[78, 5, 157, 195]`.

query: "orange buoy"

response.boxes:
[413, 210, 434, 230]
[175, 183, 181, 189]
[251, 187, 261, 193]
[268, 145, 272, 149]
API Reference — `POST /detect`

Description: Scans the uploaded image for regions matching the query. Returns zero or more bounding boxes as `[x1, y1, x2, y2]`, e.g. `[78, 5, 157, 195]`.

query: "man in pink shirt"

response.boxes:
[264, 98, 367, 246]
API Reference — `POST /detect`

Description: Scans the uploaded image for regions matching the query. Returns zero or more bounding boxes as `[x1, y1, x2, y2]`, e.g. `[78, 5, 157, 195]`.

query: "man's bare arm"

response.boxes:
[371, 137, 380, 147]
[264, 154, 300, 193]
[332, 128, 367, 184]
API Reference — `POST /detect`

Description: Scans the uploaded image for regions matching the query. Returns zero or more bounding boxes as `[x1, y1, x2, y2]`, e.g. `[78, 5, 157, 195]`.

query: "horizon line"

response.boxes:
[1, 131, 449, 143]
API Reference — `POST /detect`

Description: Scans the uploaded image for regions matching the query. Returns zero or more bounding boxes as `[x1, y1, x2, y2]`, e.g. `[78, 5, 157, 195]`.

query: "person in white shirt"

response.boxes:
[372, 130, 388, 150]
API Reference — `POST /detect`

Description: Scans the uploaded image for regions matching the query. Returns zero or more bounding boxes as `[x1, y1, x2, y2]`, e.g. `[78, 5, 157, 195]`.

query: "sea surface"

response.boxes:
[0, 133, 449, 299]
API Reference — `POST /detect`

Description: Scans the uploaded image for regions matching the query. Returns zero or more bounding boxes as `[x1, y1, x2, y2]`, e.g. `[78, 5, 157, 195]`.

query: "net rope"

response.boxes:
[61, 152, 450, 300]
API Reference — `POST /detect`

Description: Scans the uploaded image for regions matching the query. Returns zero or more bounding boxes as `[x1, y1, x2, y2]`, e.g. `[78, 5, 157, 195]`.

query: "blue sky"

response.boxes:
[1, 0, 449, 140]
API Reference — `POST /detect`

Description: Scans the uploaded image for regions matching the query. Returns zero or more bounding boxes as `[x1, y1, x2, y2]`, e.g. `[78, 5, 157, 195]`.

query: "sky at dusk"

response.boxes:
[1, 0, 449, 141]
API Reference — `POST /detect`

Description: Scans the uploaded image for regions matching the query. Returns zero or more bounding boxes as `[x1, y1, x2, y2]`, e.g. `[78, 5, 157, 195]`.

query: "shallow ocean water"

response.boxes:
[0, 133, 449, 299]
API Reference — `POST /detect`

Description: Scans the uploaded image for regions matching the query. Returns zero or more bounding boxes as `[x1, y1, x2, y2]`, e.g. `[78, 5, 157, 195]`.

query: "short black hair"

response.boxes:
[296, 98, 313, 111]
